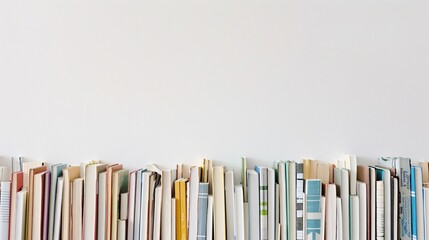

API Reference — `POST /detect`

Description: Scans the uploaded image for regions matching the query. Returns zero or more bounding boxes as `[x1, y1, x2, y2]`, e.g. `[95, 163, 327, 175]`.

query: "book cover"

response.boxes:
[305, 179, 322, 240]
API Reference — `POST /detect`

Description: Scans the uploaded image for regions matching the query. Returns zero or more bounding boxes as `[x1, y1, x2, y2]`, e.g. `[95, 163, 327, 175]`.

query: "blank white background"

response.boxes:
[1, 0, 428, 176]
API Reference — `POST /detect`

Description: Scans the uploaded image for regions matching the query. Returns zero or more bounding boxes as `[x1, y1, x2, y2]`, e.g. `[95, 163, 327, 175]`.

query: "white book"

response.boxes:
[243, 202, 249, 240]
[32, 173, 44, 240]
[120, 192, 128, 220]
[423, 188, 429, 240]
[97, 171, 107, 240]
[248, 169, 260, 240]
[128, 171, 136, 240]
[15, 189, 27, 240]
[153, 186, 162, 240]
[118, 220, 126, 240]
[334, 168, 350, 240]
[393, 178, 398, 240]
[376, 180, 384, 238]
[341, 155, 357, 195]
[288, 163, 296, 240]
[357, 181, 367, 240]
[235, 185, 245, 240]
[53, 177, 64, 240]
[225, 171, 236, 240]
[83, 164, 107, 240]
[213, 166, 226, 240]
[275, 184, 279, 240]
[140, 171, 151, 240]
[72, 178, 84, 240]
[325, 184, 337, 240]
[376, 167, 391, 240]
[0, 181, 11, 240]
[171, 198, 176, 240]
[336, 197, 343, 240]
[416, 167, 424, 240]
[207, 195, 214, 240]
[321, 196, 326, 240]
[278, 162, 287, 240]
[189, 167, 200, 240]
[350, 195, 359, 240]
[134, 170, 143, 240]
[268, 168, 276, 240]
[369, 168, 376, 240]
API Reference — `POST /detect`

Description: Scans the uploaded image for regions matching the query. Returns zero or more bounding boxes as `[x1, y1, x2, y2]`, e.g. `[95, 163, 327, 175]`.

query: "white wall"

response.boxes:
[1, 0, 428, 175]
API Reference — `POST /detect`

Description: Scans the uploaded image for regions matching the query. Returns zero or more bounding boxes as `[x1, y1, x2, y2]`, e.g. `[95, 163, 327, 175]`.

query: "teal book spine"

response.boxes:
[305, 179, 322, 240]
[197, 183, 209, 240]
[411, 167, 417, 240]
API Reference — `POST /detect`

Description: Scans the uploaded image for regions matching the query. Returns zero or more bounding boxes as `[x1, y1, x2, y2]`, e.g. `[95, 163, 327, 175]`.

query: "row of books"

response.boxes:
[0, 155, 427, 240]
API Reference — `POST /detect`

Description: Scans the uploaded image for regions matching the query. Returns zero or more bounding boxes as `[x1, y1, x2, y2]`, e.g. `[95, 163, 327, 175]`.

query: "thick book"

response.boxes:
[32, 171, 48, 239]
[72, 178, 84, 240]
[255, 166, 268, 240]
[376, 180, 384, 238]
[62, 166, 80, 240]
[334, 167, 349, 240]
[83, 163, 107, 240]
[111, 169, 129, 240]
[175, 178, 188, 240]
[48, 163, 67, 240]
[357, 165, 371, 240]
[9, 171, 23, 240]
[0, 181, 11, 240]
[197, 183, 209, 240]
[105, 164, 123, 240]
[305, 179, 322, 240]
[15, 189, 27, 240]
[247, 169, 260, 240]
[378, 157, 411, 240]
[235, 185, 245, 240]
[225, 171, 236, 240]
[213, 166, 226, 240]
[350, 195, 359, 240]
[27, 165, 48, 240]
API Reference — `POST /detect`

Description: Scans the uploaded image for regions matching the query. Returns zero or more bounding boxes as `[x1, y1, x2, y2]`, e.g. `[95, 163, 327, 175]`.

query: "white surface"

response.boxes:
[0, 0, 429, 174]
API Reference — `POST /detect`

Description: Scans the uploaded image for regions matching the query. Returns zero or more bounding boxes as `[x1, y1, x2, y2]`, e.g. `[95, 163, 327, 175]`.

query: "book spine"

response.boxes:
[288, 162, 296, 240]
[412, 167, 417, 240]
[267, 168, 276, 240]
[376, 180, 384, 238]
[255, 167, 268, 240]
[197, 183, 209, 240]
[399, 158, 412, 240]
[305, 179, 322, 240]
[296, 163, 304, 240]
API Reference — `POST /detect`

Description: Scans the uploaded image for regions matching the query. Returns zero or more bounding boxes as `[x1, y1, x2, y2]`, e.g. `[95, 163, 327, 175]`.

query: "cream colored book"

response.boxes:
[105, 164, 123, 240]
[111, 169, 129, 240]
[62, 166, 80, 240]
[213, 166, 226, 240]
[83, 163, 107, 240]
[72, 178, 84, 240]
[15, 189, 27, 240]
[32, 171, 47, 240]
[26, 165, 47, 240]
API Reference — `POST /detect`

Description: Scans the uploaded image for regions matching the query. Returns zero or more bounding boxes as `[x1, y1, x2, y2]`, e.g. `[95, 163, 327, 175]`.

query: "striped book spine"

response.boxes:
[411, 167, 417, 240]
[296, 163, 305, 240]
[255, 166, 268, 240]
[197, 183, 209, 240]
[305, 179, 322, 240]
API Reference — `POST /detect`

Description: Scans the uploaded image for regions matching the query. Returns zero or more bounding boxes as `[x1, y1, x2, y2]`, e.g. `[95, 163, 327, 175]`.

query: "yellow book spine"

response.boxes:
[175, 180, 181, 240]
[180, 180, 188, 240]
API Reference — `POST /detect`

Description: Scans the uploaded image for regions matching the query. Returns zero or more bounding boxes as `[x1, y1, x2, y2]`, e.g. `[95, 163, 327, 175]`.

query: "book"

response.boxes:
[105, 164, 123, 240]
[268, 168, 276, 240]
[83, 163, 107, 240]
[376, 180, 384, 238]
[72, 178, 84, 240]
[127, 170, 137, 240]
[15, 189, 27, 240]
[415, 167, 424, 240]
[171, 198, 176, 240]
[225, 170, 236, 240]
[48, 163, 67, 240]
[357, 165, 371, 240]
[350, 195, 359, 240]
[98, 171, 107, 240]
[9, 171, 23, 240]
[235, 185, 245, 240]
[336, 197, 343, 240]
[153, 186, 162, 240]
[296, 162, 305, 240]
[357, 181, 367, 240]
[392, 177, 399, 240]
[207, 195, 214, 240]
[62, 166, 80, 240]
[325, 183, 336, 240]
[118, 220, 126, 240]
[111, 169, 129, 240]
[375, 166, 391, 240]
[175, 178, 188, 240]
[247, 169, 260, 240]
[334, 167, 350, 240]
[42, 171, 51, 240]
[32, 171, 48, 239]
[411, 167, 417, 240]
[27, 165, 48, 240]
[133, 169, 144, 240]
[197, 183, 209, 240]
[213, 166, 226, 240]
[255, 166, 268, 240]
[277, 162, 287, 240]
[305, 179, 322, 240]
[369, 167, 376, 240]
[378, 157, 411, 240]
[0, 181, 11, 240]
[288, 162, 296, 240]
[189, 166, 200, 240]
[53, 177, 64, 240]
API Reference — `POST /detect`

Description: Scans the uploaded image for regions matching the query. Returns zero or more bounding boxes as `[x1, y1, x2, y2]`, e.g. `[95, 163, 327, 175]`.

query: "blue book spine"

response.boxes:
[305, 179, 322, 240]
[411, 167, 417, 240]
[197, 183, 209, 240]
